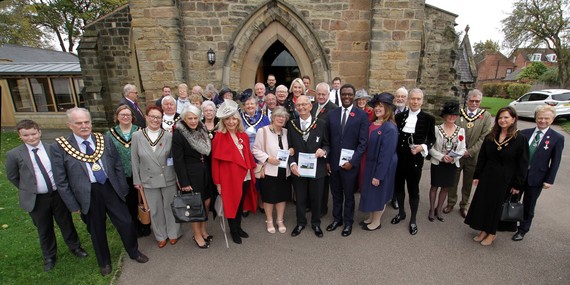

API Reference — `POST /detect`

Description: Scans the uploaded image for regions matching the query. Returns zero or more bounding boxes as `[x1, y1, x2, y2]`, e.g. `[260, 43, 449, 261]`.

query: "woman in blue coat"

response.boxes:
[359, 93, 399, 231]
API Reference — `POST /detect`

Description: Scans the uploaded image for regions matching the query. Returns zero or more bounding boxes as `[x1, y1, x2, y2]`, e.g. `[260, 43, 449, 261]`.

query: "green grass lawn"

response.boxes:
[0, 131, 123, 285]
[480, 96, 513, 116]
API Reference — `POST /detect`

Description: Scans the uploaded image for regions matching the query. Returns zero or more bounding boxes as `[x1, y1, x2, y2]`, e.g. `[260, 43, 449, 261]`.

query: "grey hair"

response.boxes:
[316, 82, 330, 92]
[409, 88, 424, 98]
[270, 106, 290, 121]
[201, 100, 216, 112]
[534, 105, 556, 118]
[181, 104, 201, 119]
[276, 84, 288, 93]
[395, 86, 408, 97]
[123, 84, 136, 97]
[161, 95, 176, 105]
[468, 89, 483, 99]
[66, 107, 91, 122]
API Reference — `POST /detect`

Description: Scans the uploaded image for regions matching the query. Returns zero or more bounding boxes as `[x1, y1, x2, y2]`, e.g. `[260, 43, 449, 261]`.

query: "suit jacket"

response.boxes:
[131, 129, 176, 189]
[395, 110, 436, 155]
[286, 117, 330, 179]
[51, 133, 129, 214]
[327, 106, 369, 171]
[311, 100, 338, 121]
[429, 124, 467, 167]
[6, 143, 56, 212]
[118, 97, 146, 128]
[521, 128, 564, 187]
[456, 109, 493, 158]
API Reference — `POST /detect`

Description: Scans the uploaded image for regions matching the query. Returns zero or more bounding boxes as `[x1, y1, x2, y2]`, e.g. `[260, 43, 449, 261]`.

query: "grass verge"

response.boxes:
[0, 130, 123, 285]
[480, 96, 513, 116]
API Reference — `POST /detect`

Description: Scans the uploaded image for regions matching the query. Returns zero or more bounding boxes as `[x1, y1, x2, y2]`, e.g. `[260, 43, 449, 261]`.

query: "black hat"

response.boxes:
[368, 92, 395, 108]
[440, 101, 460, 117]
[238, 88, 253, 103]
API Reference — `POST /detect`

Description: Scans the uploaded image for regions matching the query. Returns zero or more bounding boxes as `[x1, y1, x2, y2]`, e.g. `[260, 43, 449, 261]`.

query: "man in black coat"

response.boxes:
[118, 84, 146, 128]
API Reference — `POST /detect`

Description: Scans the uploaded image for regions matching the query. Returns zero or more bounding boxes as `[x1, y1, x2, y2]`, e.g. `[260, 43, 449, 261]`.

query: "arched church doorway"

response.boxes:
[255, 41, 300, 89]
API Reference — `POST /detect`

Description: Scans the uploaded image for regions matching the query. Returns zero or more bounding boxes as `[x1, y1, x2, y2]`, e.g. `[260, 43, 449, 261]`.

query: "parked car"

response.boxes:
[509, 89, 570, 119]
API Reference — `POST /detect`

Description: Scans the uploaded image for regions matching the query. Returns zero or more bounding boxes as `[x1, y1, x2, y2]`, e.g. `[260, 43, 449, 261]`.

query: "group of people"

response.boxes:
[6, 75, 564, 276]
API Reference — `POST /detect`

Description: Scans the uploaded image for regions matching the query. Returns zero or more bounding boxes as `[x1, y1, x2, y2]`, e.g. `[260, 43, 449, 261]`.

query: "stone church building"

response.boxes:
[78, 0, 466, 127]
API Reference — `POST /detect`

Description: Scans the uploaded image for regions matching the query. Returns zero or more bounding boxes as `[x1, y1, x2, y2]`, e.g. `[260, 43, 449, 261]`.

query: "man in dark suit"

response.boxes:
[310, 82, 338, 217]
[287, 95, 330, 238]
[51, 108, 148, 276]
[6, 119, 88, 272]
[513, 105, 564, 241]
[326, 84, 369, 237]
[119, 83, 146, 128]
[154, 85, 171, 108]
[391, 88, 435, 235]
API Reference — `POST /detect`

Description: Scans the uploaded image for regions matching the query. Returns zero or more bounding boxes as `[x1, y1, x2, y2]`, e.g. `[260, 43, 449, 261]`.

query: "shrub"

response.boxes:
[506, 83, 531, 99]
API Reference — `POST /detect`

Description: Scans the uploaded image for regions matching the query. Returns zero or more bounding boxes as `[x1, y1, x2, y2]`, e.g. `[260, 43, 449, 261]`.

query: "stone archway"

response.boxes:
[222, 0, 330, 90]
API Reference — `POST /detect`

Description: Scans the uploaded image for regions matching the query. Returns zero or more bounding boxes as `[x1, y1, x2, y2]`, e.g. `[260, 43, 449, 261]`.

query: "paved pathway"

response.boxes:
[42, 122, 570, 284]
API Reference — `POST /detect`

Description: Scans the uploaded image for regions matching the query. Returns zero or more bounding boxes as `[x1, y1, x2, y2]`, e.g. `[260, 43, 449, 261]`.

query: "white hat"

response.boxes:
[216, 99, 239, 119]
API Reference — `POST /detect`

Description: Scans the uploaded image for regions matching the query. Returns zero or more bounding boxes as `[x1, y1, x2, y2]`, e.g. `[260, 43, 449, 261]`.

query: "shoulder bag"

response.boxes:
[171, 190, 207, 223]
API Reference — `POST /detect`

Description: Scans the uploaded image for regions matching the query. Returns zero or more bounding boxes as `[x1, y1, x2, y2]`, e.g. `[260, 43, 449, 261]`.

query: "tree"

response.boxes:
[516, 62, 549, 82]
[473, 39, 500, 63]
[0, 0, 49, 48]
[502, 0, 570, 88]
[31, 0, 127, 52]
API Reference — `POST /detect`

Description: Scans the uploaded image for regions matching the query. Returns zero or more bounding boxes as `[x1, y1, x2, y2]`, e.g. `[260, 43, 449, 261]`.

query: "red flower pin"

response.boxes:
[349, 112, 355, 117]
[377, 131, 382, 135]
[312, 124, 317, 129]
[545, 140, 550, 145]
[478, 115, 483, 119]
[320, 109, 324, 113]
[459, 135, 464, 141]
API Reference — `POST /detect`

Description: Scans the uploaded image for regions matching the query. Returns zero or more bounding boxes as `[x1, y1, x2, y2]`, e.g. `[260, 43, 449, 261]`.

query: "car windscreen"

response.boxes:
[552, 92, 570, 101]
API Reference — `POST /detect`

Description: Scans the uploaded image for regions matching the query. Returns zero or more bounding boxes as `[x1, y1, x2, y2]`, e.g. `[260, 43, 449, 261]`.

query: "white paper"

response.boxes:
[448, 150, 463, 158]
[298, 152, 317, 178]
[277, 149, 289, 168]
[166, 157, 174, 166]
[339, 148, 354, 167]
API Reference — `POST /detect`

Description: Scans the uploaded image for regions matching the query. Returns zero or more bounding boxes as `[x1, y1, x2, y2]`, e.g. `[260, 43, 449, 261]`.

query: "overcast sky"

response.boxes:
[425, 0, 516, 49]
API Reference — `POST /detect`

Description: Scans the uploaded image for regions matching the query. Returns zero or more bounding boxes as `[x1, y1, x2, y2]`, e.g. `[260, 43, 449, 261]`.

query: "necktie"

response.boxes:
[469, 112, 474, 118]
[82, 141, 108, 184]
[301, 120, 307, 130]
[341, 108, 348, 131]
[32, 148, 53, 193]
[529, 130, 542, 163]
[336, 90, 340, 105]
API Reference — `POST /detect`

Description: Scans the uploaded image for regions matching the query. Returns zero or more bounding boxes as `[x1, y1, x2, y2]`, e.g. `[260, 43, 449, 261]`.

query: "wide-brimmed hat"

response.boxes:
[355, 89, 371, 101]
[238, 88, 253, 103]
[216, 99, 239, 119]
[368, 92, 395, 107]
[440, 101, 460, 117]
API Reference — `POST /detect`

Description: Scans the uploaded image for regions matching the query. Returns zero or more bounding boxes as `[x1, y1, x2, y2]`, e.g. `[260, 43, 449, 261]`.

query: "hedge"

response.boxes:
[481, 82, 531, 99]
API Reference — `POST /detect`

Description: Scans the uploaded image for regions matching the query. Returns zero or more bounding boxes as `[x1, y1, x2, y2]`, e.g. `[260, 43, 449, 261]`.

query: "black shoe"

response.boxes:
[312, 225, 323, 238]
[391, 199, 399, 209]
[512, 232, 525, 241]
[71, 247, 88, 258]
[100, 265, 112, 276]
[391, 214, 406, 224]
[204, 235, 214, 243]
[231, 232, 242, 244]
[409, 223, 418, 235]
[341, 225, 352, 237]
[44, 258, 56, 272]
[238, 228, 249, 238]
[133, 252, 149, 263]
[291, 225, 305, 237]
[358, 220, 370, 227]
[258, 207, 265, 214]
[193, 236, 209, 248]
[242, 211, 249, 217]
[362, 224, 382, 231]
[326, 221, 343, 231]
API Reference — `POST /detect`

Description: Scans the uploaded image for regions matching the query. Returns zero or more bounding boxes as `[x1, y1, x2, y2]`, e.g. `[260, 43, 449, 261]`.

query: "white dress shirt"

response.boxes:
[26, 142, 56, 193]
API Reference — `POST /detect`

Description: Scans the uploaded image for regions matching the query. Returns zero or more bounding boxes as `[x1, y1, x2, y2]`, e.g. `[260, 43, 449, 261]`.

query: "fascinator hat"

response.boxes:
[216, 99, 239, 119]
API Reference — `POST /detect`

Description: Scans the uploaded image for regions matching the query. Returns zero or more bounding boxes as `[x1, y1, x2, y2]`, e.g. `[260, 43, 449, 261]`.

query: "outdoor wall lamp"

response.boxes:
[207, 48, 216, 65]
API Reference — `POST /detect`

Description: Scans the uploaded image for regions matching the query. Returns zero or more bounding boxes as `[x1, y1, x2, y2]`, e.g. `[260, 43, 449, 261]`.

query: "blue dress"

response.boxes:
[359, 121, 398, 212]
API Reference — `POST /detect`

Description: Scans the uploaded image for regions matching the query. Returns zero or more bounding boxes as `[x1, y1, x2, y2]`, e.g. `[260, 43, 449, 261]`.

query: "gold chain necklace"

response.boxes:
[142, 128, 165, 147]
[461, 108, 485, 129]
[290, 119, 317, 136]
[493, 134, 515, 151]
[109, 126, 138, 148]
[56, 133, 105, 162]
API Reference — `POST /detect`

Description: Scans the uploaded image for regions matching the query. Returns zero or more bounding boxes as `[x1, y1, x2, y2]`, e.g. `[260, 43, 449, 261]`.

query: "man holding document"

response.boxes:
[287, 95, 330, 238]
[326, 84, 369, 237]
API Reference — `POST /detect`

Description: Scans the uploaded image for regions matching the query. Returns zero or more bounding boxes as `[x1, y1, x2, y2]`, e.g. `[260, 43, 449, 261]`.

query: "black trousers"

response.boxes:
[330, 169, 358, 226]
[519, 184, 543, 234]
[292, 176, 324, 226]
[81, 181, 139, 267]
[228, 181, 249, 234]
[395, 152, 424, 222]
[29, 191, 81, 261]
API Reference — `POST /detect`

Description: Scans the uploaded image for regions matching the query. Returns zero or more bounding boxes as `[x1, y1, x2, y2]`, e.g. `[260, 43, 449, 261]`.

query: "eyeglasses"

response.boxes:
[119, 114, 132, 118]
[468, 100, 481, 103]
[147, 115, 162, 121]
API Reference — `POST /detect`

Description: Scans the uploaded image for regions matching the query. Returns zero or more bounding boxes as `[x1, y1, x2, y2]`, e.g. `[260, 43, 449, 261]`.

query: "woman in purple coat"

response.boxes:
[359, 93, 399, 231]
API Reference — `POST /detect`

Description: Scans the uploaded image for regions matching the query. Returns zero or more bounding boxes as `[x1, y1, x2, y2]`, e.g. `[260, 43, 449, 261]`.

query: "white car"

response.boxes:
[509, 89, 570, 119]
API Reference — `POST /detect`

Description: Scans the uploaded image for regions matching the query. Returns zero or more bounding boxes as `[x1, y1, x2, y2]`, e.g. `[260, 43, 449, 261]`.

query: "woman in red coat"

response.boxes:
[212, 99, 258, 244]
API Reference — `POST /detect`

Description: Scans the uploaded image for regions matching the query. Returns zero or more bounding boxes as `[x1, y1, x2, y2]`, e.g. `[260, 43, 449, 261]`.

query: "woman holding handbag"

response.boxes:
[252, 106, 291, 234]
[212, 99, 258, 244]
[132, 106, 181, 248]
[172, 105, 213, 249]
[106, 105, 151, 237]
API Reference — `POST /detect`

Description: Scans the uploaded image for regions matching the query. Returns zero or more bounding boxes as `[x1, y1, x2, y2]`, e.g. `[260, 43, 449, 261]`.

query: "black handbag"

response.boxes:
[500, 194, 524, 222]
[171, 191, 207, 223]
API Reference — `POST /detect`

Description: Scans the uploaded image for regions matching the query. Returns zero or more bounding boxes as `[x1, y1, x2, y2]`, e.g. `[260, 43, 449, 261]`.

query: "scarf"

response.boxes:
[175, 120, 211, 155]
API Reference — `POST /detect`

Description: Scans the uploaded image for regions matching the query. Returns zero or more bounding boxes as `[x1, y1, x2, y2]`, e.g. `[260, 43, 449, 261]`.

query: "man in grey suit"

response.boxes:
[6, 119, 88, 272]
[51, 108, 149, 276]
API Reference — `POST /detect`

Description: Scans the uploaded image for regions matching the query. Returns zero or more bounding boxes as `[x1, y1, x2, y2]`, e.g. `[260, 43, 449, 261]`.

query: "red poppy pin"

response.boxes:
[160, 143, 163, 147]
[459, 135, 464, 141]
[349, 112, 355, 117]
[312, 124, 317, 129]
[320, 109, 324, 113]
[377, 131, 382, 135]
[478, 115, 483, 119]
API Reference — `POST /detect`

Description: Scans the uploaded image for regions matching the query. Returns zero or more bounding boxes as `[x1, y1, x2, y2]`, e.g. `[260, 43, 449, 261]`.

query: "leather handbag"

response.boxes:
[254, 127, 268, 179]
[137, 188, 151, 225]
[500, 194, 524, 222]
[171, 190, 207, 223]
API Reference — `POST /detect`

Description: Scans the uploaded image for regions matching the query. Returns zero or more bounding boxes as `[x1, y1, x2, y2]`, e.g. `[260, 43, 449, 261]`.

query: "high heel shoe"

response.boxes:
[276, 220, 286, 233]
[203, 235, 213, 243]
[266, 220, 276, 234]
[435, 208, 444, 222]
[192, 236, 209, 249]
[428, 209, 435, 222]
[473, 232, 487, 242]
[480, 234, 496, 246]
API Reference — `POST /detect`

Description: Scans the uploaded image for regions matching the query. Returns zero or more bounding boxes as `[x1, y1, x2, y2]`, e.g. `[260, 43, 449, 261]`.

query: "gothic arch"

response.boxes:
[222, 0, 330, 90]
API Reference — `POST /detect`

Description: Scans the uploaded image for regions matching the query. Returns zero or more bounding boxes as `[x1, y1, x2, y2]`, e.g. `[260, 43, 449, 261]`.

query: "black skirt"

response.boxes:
[430, 163, 458, 187]
[260, 168, 291, 204]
